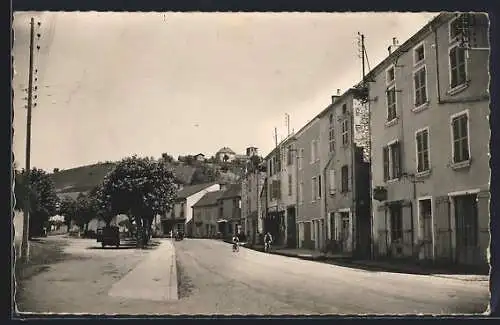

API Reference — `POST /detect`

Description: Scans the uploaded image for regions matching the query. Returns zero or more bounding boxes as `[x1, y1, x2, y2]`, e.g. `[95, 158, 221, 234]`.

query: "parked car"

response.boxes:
[100, 226, 120, 248]
[96, 228, 104, 242]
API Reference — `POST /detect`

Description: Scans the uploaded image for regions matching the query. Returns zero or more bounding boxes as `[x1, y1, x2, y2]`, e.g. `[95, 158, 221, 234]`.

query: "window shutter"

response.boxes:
[393, 142, 402, 178]
[329, 169, 336, 194]
[383, 146, 390, 181]
[318, 175, 322, 199]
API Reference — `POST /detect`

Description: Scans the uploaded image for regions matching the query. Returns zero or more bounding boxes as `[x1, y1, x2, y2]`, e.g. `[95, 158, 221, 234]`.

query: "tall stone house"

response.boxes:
[367, 13, 489, 267]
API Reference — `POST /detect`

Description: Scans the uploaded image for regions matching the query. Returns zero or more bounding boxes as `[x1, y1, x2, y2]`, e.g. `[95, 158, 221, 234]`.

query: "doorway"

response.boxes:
[286, 207, 297, 248]
[419, 198, 433, 260]
[454, 194, 479, 265]
[340, 212, 350, 252]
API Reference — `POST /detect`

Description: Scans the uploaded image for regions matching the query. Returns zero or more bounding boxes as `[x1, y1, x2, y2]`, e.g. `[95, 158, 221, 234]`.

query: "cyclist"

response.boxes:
[264, 232, 273, 253]
[232, 233, 240, 252]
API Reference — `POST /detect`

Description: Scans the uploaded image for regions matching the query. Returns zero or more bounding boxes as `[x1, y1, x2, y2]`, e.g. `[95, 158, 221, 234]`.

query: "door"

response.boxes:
[455, 194, 479, 265]
[419, 199, 433, 260]
[340, 212, 350, 252]
[304, 222, 311, 248]
[286, 208, 297, 248]
[330, 212, 336, 241]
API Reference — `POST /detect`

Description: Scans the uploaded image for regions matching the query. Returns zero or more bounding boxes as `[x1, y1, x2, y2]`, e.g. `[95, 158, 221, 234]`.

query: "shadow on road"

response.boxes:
[85, 239, 161, 251]
[241, 243, 489, 277]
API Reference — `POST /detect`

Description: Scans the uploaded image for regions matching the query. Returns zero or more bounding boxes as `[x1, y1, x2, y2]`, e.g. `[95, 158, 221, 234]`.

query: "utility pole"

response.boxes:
[21, 17, 36, 263]
[285, 113, 290, 137]
[274, 127, 278, 148]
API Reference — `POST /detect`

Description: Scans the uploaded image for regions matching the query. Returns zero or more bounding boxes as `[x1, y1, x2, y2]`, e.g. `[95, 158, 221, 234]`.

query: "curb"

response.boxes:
[167, 240, 179, 300]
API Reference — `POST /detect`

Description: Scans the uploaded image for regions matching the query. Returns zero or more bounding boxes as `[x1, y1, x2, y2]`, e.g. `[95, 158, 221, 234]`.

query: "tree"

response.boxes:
[59, 196, 77, 228]
[14, 168, 59, 237]
[161, 153, 174, 163]
[74, 192, 94, 232]
[191, 165, 221, 185]
[101, 155, 178, 247]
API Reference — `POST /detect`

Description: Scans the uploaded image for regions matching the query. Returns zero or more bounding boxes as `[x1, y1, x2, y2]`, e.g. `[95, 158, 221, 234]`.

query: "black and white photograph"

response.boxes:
[12, 11, 491, 315]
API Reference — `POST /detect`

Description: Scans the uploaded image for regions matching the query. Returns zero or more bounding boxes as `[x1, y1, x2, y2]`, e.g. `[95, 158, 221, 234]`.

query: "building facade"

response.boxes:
[294, 119, 324, 250]
[162, 182, 221, 236]
[264, 136, 298, 247]
[241, 167, 266, 245]
[318, 90, 372, 258]
[191, 190, 224, 238]
[368, 13, 490, 266]
[216, 184, 242, 238]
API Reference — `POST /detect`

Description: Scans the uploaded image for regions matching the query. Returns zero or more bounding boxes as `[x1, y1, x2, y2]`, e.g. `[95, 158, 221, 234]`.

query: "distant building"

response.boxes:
[246, 147, 259, 157]
[216, 147, 236, 162]
[161, 182, 221, 236]
[194, 153, 205, 162]
[191, 190, 225, 238]
[215, 183, 242, 238]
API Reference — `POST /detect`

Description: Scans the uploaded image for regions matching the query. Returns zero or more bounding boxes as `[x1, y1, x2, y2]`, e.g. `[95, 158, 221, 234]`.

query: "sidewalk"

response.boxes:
[241, 244, 489, 281]
[107, 239, 178, 301]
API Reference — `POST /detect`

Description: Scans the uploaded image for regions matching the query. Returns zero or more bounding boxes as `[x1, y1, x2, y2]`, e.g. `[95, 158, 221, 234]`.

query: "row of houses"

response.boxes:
[153, 182, 243, 239]
[240, 12, 490, 267]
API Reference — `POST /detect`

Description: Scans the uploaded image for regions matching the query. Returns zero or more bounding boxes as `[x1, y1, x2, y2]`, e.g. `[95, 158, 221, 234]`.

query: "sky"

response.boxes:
[12, 11, 438, 171]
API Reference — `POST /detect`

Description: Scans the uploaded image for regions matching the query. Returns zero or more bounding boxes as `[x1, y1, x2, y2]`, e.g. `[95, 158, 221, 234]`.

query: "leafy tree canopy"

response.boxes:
[101, 155, 178, 221]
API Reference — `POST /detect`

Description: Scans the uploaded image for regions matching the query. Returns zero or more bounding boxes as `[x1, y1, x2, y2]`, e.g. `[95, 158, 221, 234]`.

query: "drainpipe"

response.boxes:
[432, 25, 443, 104]
[350, 112, 357, 257]
[323, 153, 336, 249]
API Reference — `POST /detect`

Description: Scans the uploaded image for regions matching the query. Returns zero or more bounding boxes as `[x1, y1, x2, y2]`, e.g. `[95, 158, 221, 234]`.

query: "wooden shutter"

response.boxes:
[329, 169, 336, 194]
[383, 146, 389, 181]
[393, 142, 402, 178]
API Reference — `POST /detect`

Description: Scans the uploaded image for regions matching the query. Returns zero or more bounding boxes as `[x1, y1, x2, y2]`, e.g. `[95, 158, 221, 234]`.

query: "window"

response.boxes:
[449, 45, 467, 89]
[341, 165, 349, 193]
[414, 66, 428, 107]
[268, 159, 273, 176]
[328, 169, 336, 194]
[310, 140, 316, 163]
[329, 114, 335, 153]
[288, 174, 293, 196]
[311, 177, 317, 201]
[449, 14, 471, 42]
[342, 119, 349, 146]
[386, 86, 397, 121]
[318, 175, 322, 199]
[414, 43, 425, 65]
[248, 178, 252, 192]
[389, 203, 403, 242]
[342, 104, 347, 115]
[451, 112, 470, 163]
[416, 128, 430, 173]
[299, 182, 304, 204]
[287, 146, 294, 165]
[298, 148, 304, 170]
[383, 141, 402, 181]
[386, 66, 395, 84]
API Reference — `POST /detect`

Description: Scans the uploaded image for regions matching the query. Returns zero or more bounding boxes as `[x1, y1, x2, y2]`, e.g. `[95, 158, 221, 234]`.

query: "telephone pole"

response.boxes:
[21, 17, 36, 263]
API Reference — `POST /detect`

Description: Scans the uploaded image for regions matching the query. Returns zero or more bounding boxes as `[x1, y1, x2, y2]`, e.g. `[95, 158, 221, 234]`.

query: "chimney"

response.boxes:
[331, 89, 342, 103]
[388, 37, 400, 55]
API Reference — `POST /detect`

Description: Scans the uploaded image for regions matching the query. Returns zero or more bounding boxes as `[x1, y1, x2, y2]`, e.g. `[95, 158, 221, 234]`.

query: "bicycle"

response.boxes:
[264, 241, 272, 253]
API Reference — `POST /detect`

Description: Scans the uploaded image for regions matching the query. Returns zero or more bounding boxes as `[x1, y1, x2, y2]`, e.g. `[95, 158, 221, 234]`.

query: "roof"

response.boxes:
[362, 13, 443, 81]
[218, 183, 242, 199]
[194, 153, 205, 157]
[192, 190, 224, 208]
[176, 182, 218, 200]
[216, 147, 236, 155]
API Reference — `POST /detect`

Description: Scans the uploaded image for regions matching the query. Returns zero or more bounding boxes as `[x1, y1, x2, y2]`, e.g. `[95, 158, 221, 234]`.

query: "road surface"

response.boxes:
[15, 237, 489, 315]
[173, 239, 489, 315]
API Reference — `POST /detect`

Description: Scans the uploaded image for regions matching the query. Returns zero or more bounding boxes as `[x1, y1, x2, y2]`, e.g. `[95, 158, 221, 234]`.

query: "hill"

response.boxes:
[50, 160, 245, 197]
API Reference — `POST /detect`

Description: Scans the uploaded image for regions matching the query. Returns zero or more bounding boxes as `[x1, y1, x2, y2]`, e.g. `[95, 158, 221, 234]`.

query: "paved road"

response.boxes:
[16, 237, 489, 315]
[173, 239, 489, 315]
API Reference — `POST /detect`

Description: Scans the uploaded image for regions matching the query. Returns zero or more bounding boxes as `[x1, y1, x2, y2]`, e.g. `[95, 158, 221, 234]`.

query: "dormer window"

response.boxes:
[386, 65, 395, 85]
[413, 42, 425, 65]
[449, 13, 471, 43]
